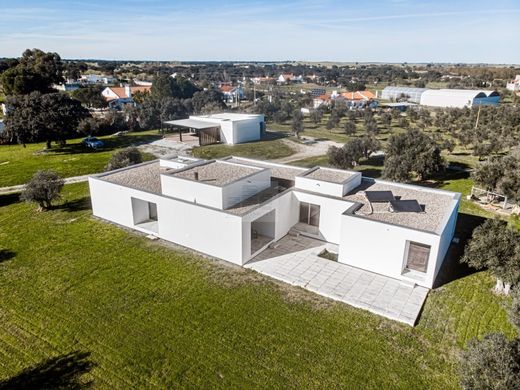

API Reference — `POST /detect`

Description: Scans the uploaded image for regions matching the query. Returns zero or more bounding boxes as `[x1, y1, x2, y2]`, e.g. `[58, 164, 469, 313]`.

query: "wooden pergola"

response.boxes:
[164, 119, 222, 146]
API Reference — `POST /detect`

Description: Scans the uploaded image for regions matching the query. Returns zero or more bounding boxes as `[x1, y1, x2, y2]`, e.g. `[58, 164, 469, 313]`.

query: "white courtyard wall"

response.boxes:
[89, 177, 243, 264]
[293, 191, 355, 244]
[160, 174, 224, 209]
[339, 215, 441, 288]
[221, 169, 271, 209]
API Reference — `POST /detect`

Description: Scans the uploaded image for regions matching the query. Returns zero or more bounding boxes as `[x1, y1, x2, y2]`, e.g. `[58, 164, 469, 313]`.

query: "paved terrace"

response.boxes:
[246, 235, 429, 326]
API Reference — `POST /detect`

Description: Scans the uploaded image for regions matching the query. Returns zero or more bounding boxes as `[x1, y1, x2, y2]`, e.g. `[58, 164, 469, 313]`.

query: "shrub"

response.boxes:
[20, 170, 64, 211]
[105, 147, 143, 171]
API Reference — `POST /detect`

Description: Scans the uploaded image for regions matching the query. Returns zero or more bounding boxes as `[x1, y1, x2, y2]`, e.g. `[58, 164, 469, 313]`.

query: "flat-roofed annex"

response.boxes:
[168, 160, 262, 187]
[301, 167, 357, 184]
[343, 179, 457, 233]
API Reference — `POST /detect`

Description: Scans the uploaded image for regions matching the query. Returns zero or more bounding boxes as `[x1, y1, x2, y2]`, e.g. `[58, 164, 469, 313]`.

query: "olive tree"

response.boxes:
[459, 333, 520, 390]
[384, 128, 446, 182]
[461, 218, 520, 295]
[20, 170, 64, 211]
[105, 147, 143, 171]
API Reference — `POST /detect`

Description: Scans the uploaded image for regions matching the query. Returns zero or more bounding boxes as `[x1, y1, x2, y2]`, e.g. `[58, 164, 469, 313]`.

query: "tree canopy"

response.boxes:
[71, 85, 108, 109]
[20, 170, 65, 211]
[459, 333, 520, 390]
[0, 49, 64, 95]
[384, 128, 445, 181]
[4, 92, 89, 148]
[472, 155, 520, 203]
[461, 218, 520, 294]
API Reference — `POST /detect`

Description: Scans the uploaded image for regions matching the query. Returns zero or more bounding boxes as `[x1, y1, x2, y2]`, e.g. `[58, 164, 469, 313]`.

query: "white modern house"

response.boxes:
[89, 157, 460, 290]
[506, 75, 520, 92]
[165, 113, 265, 146]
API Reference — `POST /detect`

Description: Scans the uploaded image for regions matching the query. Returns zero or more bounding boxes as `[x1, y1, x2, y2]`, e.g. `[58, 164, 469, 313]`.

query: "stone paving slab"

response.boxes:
[245, 235, 429, 326]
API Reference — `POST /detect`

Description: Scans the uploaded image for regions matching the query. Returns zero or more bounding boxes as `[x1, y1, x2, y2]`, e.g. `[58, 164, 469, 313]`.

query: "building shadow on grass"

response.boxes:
[0, 193, 21, 208]
[54, 196, 91, 212]
[432, 212, 487, 289]
[0, 249, 16, 263]
[0, 351, 95, 390]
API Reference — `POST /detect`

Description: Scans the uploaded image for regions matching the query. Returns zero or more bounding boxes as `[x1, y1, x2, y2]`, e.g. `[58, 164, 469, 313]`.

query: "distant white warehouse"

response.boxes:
[381, 86, 427, 104]
[165, 113, 265, 146]
[419, 89, 500, 108]
[381, 86, 500, 108]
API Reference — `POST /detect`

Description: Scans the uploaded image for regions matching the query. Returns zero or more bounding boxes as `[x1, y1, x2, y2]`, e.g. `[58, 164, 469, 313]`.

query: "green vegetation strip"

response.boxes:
[0, 183, 514, 388]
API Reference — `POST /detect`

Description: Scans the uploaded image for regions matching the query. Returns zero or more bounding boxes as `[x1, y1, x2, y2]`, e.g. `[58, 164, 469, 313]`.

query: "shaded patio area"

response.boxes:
[246, 235, 429, 326]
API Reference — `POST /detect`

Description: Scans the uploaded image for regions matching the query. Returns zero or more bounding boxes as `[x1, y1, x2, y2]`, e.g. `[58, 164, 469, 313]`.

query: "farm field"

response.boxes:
[0, 182, 515, 388]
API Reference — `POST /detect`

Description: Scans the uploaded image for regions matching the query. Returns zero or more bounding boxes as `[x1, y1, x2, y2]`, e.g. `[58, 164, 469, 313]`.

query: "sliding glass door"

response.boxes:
[299, 202, 320, 227]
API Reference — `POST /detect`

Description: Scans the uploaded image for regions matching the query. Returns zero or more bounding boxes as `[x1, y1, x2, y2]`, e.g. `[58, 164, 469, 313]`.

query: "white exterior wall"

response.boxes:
[432, 198, 460, 283]
[159, 157, 200, 170]
[339, 215, 441, 288]
[188, 114, 264, 145]
[295, 173, 361, 197]
[241, 191, 299, 261]
[219, 121, 234, 144]
[89, 177, 244, 264]
[160, 174, 224, 209]
[293, 191, 355, 244]
[232, 119, 262, 144]
[221, 169, 271, 209]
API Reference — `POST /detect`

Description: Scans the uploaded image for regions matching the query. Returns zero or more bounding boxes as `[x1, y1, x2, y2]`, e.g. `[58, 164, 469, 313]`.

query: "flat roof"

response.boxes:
[343, 179, 456, 233]
[302, 167, 357, 184]
[225, 157, 306, 181]
[169, 161, 261, 186]
[164, 118, 220, 129]
[195, 113, 262, 121]
[102, 161, 163, 194]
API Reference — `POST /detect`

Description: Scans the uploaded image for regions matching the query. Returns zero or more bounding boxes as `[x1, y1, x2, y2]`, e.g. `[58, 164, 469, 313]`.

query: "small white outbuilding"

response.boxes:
[165, 113, 265, 146]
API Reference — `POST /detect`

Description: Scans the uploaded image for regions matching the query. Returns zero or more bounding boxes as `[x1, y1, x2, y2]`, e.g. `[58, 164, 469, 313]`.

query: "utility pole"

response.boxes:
[475, 104, 481, 129]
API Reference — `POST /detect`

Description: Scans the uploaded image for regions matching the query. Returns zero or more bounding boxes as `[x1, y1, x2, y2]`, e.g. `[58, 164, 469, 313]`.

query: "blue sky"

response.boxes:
[0, 0, 519, 63]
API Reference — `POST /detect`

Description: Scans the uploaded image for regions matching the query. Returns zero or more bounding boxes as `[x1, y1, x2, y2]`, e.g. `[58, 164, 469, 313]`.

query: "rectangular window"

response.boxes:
[405, 242, 430, 273]
[299, 202, 320, 227]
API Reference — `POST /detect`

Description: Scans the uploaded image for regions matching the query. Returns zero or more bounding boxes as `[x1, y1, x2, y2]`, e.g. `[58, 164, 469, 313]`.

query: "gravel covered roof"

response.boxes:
[225, 157, 306, 181]
[102, 161, 162, 194]
[170, 161, 260, 186]
[304, 167, 356, 183]
[343, 179, 456, 233]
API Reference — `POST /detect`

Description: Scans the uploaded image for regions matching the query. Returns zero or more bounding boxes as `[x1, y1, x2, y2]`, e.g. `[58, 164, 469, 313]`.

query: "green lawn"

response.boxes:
[192, 139, 295, 160]
[0, 131, 161, 187]
[0, 183, 515, 388]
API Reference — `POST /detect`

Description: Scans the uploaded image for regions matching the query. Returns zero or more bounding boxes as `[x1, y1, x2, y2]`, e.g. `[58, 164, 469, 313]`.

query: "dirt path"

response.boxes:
[0, 174, 91, 195]
[275, 138, 343, 163]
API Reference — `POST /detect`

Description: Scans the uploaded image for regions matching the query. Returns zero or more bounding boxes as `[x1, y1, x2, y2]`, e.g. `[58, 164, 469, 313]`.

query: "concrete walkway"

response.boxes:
[0, 174, 90, 195]
[246, 235, 429, 326]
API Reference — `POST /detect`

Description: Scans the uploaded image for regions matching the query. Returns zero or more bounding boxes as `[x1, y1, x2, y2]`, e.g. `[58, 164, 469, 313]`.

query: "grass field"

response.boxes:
[192, 139, 295, 160]
[0, 182, 515, 388]
[0, 131, 161, 187]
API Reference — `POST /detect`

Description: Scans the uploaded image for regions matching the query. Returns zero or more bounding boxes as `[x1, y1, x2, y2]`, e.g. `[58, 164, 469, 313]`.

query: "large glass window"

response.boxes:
[405, 242, 430, 273]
